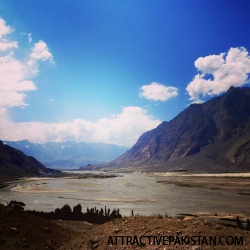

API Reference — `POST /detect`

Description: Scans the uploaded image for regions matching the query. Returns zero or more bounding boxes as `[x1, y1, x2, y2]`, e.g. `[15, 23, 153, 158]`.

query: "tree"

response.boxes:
[73, 204, 82, 215]
[60, 204, 72, 219]
[73, 204, 82, 220]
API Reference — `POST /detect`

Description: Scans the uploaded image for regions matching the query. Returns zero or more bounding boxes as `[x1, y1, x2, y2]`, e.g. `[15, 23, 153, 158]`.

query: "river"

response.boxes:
[0, 171, 250, 217]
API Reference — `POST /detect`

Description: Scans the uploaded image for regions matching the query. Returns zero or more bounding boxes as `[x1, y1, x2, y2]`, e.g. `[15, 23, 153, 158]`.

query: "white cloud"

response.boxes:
[0, 53, 36, 107]
[186, 47, 250, 103]
[140, 82, 178, 101]
[0, 19, 53, 108]
[0, 106, 161, 147]
[0, 18, 18, 51]
[0, 18, 13, 37]
[28, 33, 32, 43]
[0, 40, 18, 51]
[30, 40, 53, 61]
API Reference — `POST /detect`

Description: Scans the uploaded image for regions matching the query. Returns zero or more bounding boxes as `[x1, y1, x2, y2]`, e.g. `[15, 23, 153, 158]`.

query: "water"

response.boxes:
[0, 171, 249, 217]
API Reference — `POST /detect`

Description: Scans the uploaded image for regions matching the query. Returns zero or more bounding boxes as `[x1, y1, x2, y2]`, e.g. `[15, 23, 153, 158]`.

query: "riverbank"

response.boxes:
[0, 170, 118, 185]
[154, 172, 250, 195]
[0, 171, 118, 190]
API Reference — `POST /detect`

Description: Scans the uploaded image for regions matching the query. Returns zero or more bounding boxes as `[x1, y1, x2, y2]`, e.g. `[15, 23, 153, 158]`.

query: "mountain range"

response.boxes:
[2, 86, 250, 174]
[101, 86, 250, 172]
[4, 140, 128, 169]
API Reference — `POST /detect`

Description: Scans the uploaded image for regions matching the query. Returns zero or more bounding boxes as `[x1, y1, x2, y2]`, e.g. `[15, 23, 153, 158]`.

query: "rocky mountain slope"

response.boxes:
[0, 141, 55, 182]
[4, 141, 128, 169]
[104, 86, 250, 172]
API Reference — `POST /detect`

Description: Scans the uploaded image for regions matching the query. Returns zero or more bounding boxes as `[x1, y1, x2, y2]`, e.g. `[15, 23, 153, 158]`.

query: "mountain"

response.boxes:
[0, 141, 55, 182]
[4, 141, 128, 169]
[103, 86, 250, 172]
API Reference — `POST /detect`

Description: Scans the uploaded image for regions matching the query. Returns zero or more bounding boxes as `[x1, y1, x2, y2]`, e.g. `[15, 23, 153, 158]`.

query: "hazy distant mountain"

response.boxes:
[0, 141, 55, 182]
[103, 86, 250, 172]
[4, 140, 128, 169]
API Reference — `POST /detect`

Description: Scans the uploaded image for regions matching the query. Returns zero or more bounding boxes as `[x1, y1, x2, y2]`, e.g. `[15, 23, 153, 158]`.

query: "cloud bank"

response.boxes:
[140, 82, 178, 101]
[0, 18, 161, 147]
[186, 47, 250, 103]
[0, 106, 161, 147]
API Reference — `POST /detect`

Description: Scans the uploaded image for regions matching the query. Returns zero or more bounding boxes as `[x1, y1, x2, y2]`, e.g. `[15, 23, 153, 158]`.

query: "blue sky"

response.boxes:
[0, 0, 250, 146]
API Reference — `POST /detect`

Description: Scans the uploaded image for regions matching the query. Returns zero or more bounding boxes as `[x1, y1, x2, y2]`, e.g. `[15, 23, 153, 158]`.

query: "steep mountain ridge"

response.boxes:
[105, 87, 250, 172]
[0, 141, 54, 182]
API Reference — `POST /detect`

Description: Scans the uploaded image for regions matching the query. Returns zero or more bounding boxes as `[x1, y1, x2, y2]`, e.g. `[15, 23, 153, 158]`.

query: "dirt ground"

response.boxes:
[1, 203, 249, 250]
[60, 216, 250, 250]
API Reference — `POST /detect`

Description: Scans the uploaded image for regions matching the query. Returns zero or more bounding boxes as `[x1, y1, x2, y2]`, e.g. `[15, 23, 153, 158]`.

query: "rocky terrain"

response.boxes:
[1, 203, 249, 250]
[75, 215, 250, 250]
[103, 86, 250, 172]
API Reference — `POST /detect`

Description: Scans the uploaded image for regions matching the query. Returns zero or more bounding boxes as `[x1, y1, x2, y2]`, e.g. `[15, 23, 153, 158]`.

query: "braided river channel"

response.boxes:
[0, 171, 250, 217]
